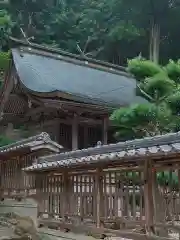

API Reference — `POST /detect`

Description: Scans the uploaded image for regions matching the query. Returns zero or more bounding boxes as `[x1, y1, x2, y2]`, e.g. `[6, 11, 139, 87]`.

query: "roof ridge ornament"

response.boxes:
[76, 36, 102, 59]
[96, 141, 102, 148]
[20, 28, 34, 45]
[28, 99, 32, 108]
[0, 111, 4, 120]
[38, 132, 51, 142]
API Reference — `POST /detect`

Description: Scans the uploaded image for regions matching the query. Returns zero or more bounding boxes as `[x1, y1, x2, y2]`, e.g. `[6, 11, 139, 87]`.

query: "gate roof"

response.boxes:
[24, 131, 180, 172]
[0, 132, 63, 159]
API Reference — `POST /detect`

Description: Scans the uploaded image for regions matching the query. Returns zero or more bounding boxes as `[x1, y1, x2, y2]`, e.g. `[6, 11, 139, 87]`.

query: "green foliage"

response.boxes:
[0, 51, 10, 84]
[127, 58, 163, 80]
[110, 103, 173, 139]
[0, 51, 10, 70]
[157, 171, 178, 188]
[141, 73, 175, 101]
[166, 91, 180, 115]
[0, 0, 178, 64]
[0, 10, 12, 50]
[0, 135, 14, 147]
[111, 57, 180, 140]
[107, 20, 142, 42]
[164, 60, 180, 84]
[121, 171, 178, 189]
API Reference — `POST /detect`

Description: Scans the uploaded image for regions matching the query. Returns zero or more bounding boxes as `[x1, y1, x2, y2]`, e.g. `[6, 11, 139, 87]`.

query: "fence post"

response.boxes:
[62, 171, 69, 220]
[95, 168, 103, 228]
[144, 160, 154, 233]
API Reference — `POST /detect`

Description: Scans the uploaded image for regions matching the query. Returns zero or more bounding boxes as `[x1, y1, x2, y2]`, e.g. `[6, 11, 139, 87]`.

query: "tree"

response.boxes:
[110, 57, 180, 140]
[1, 0, 180, 65]
[0, 135, 14, 147]
[0, 9, 12, 50]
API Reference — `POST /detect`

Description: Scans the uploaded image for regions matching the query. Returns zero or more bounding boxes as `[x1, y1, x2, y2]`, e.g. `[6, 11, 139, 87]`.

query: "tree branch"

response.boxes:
[137, 84, 154, 102]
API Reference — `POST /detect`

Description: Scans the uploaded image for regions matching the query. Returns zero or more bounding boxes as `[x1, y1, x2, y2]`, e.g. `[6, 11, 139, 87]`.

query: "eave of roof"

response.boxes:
[0, 132, 63, 159]
[24, 131, 180, 172]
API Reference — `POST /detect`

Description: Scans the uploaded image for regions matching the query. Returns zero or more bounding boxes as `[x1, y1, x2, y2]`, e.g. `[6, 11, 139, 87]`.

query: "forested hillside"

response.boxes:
[1, 0, 180, 65]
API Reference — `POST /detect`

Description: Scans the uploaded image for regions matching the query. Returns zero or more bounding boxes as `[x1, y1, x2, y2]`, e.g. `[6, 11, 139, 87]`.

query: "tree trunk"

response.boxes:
[149, 22, 160, 63]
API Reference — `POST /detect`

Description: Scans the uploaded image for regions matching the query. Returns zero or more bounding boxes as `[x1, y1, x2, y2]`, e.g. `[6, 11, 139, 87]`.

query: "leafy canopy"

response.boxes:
[110, 58, 180, 184]
[0, 0, 180, 64]
[110, 57, 180, 140]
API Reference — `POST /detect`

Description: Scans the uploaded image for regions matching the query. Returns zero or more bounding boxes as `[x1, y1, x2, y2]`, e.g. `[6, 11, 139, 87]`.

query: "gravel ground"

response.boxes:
[0, 226, 97, 240]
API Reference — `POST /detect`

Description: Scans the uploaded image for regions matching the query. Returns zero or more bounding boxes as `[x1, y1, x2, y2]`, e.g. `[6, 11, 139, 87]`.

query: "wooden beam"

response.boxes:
[25, 106, 47, 117]
[42, 98, 112, 114]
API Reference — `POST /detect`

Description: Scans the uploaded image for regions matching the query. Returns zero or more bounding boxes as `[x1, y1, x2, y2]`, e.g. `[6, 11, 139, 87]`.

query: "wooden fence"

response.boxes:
[38, 172, 144, 222]
[34, 168, 180, 232]
[1, 158, 180, 231]
[0, 154, 36, 198]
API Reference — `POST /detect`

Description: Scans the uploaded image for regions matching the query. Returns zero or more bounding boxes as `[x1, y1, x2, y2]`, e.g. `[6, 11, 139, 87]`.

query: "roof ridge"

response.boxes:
[10, 36, 128, 74]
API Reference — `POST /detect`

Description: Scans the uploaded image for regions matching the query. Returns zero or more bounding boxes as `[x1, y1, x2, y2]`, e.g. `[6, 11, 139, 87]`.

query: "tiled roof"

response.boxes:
[24, 132, 180, 172]
[0, 132, 63, 155]
[11, 44, 147, 107]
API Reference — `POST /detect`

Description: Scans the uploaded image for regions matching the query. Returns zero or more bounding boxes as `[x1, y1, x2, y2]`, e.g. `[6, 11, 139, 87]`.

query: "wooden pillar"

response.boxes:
[84, 125, 88, 148]
[144, 160, 154, 232]
[5, 122, 13, 138]
[152, 169, 158, 222]
[35, 174, 43, 216]
[72, 114, 78, 150]
[95, 168, 103, 228]
[102, 118, 108, 144]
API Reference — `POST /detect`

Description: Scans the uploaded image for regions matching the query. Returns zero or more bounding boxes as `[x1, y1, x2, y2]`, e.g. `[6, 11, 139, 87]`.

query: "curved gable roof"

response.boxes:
[12, 47, 146, 107]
